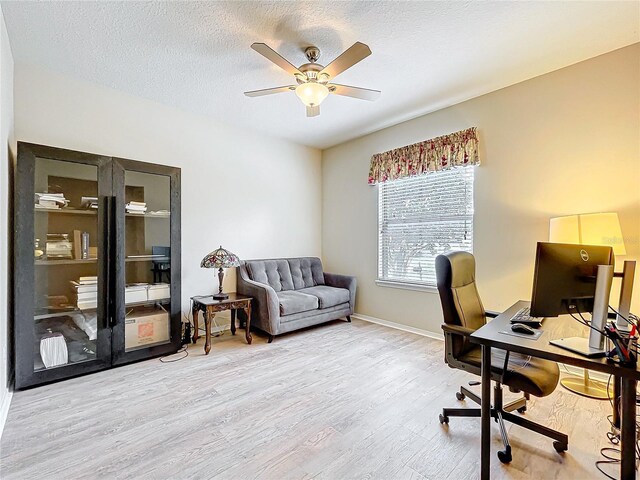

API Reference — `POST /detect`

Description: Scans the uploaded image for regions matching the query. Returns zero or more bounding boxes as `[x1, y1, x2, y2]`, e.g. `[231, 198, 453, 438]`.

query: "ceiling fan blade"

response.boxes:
[329, 84, 381, 101]
[319, 42, 372, 79]
[306, 105, 320, 117]
[251, 43, 303, 76]
[244, 85, 296, 97]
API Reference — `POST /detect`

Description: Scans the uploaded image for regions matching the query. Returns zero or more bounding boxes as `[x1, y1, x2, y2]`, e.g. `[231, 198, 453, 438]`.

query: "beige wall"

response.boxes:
[14, 63, 322, 317]
[322, 44, 640, 335]
[0, 5, 13, 436]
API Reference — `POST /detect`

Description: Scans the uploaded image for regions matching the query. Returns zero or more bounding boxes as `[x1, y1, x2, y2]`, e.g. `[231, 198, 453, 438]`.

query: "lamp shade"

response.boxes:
[549, 212, 626, 256]
[200, 246, 240, 269]
[295, 82, 329, 107]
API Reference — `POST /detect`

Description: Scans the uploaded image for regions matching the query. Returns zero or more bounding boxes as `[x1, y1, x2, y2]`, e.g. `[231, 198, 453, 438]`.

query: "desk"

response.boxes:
[471, 301, 639, 480]
[191, 294, 253, 354]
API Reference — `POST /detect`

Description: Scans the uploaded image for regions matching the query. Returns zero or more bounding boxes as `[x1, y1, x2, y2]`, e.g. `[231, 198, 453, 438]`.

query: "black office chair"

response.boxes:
[150, 246, 171, 283]
[435, 251, 568, 463]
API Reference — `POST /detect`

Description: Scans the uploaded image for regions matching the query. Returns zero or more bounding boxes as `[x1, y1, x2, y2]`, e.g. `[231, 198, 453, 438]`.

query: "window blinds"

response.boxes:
[378, 167, 474, 287]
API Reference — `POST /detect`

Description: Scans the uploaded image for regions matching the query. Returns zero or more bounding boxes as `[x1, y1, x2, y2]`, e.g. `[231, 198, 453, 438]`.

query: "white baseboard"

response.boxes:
[0, 390, 12, 440]
[353, 313, 444, 341]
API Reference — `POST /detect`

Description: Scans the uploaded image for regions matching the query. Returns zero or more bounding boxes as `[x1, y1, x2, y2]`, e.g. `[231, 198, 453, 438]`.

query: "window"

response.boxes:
[378, 167, 474, 288]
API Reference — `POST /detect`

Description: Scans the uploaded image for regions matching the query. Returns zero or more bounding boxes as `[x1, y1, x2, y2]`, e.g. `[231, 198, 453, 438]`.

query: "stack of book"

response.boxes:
[45, 234, 73, 259]
[70, 276, 98, 310]
[125, 201, 147, 215]
[34, 192, 68, 210]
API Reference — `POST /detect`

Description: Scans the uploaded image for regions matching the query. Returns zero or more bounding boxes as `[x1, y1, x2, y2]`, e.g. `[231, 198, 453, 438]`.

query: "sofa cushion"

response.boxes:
[276, 290, 319, 316]
[245, 260, 294, 292]
[287, 257, 325, 289]
[297, 286, 350, 309]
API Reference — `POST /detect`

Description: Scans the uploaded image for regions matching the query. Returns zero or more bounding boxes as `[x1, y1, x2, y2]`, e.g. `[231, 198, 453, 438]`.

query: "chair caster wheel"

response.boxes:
[439, 414, 449, 425]
[456, 392, 465, 401]
[553, 441, 568, 453]
[517, 406, 527, 414]
[497, 449, 512, 464]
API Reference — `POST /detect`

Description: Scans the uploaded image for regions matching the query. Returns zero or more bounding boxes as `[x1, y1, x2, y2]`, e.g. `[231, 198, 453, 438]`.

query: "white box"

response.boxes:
[148, 283, 170, 301]
[125, 285, 148, 304]
[125, 311, 170, 350]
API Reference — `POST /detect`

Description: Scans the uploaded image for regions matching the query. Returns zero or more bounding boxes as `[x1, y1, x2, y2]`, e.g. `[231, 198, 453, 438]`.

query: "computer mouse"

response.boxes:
[511, 323, 535, 335]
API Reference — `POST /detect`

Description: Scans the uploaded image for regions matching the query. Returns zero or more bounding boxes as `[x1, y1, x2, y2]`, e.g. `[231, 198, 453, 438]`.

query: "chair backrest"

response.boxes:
[435, 251, 487, 357]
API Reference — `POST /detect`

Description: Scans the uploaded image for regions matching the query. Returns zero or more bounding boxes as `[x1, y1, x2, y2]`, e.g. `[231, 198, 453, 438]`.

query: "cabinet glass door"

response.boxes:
[111, 160, 181, 363]
[16, 151, 113, 387]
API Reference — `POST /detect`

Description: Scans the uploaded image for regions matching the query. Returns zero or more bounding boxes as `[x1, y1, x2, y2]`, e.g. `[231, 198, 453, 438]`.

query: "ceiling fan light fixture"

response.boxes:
[295, 82, 329, 107]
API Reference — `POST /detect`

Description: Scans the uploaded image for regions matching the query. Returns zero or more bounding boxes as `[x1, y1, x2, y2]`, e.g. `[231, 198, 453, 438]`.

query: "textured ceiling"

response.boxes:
[2, 1, 639, 149]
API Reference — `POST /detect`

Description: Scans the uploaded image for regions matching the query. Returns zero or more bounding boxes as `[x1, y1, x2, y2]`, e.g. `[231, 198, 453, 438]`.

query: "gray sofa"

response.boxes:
[236, 257, 356, 342]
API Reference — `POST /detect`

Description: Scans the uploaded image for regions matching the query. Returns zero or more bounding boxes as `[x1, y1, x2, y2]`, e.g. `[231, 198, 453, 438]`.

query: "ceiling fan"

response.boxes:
[244, 42, 381, 117]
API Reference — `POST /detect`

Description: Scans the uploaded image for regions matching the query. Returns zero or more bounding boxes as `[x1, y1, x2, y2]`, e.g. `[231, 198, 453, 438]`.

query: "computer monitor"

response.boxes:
[530, 242, 615, 357]
[530, 242, 614, 317]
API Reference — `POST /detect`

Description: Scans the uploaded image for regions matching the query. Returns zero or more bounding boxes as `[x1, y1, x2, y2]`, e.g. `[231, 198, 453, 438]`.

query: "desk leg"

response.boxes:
[192, 305, 199, 343]
[204, 311, 212, 355]
[613, 375, 621, 429]
[481, 345, 491, 480]
[620, 377, 636, 480]
[230, 309, 236, 335]
[244, 303, 252, 345]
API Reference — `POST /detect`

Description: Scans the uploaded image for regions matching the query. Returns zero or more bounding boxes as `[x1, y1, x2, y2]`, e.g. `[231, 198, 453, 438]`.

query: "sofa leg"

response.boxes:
[346, 315, 352, 323]
[268, 334, 274, 343]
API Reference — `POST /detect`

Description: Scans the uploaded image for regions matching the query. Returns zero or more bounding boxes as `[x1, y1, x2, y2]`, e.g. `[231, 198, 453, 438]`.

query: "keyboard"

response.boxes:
[509, 306, 544, 327]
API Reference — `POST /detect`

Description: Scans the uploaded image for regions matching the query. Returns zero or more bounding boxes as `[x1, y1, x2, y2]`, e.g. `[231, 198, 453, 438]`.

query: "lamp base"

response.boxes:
[212, 292, 229, 300]
[560, 376, 612, 399]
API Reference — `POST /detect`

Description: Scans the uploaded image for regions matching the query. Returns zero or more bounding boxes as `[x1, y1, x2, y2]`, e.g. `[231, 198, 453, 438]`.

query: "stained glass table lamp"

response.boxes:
[200, 246, 240, 300]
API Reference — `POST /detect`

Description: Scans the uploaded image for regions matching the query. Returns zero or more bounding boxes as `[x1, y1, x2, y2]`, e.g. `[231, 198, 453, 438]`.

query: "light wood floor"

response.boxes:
[0, 319, 619, 479]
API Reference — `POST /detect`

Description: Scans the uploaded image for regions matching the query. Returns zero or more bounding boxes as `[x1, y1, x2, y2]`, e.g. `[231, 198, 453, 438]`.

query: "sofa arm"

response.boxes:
[324, 272, 357, 313]
[236, 272, 280, 335]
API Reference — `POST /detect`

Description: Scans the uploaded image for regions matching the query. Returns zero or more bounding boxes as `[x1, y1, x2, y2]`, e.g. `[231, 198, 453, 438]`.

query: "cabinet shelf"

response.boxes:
[35, 256, 170, 266]
[33, 298, 171, 320]
[35, 207, 96, 215]
[35, 258, 97, 266]
[35, 207, 169, 218]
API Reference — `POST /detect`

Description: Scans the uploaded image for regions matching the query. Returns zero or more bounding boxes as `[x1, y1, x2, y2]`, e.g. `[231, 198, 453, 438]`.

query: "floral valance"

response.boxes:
[368, 127, 479, 185]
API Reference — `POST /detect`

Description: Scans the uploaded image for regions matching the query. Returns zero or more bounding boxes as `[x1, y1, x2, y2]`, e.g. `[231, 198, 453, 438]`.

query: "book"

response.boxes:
[77, 300, 98, 310]
[79, 276, 97, 283]
[73, 230, 82, 260]
[70, 281, 98, 293]
[76, 292, 98, 301]
[81, 232, 89, 259]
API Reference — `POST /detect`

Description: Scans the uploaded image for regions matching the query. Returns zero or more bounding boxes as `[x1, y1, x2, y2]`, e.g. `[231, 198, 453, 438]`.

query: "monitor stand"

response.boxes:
[615, 260, 636, 332]
[550, 337, 607, 358]
[550, 264, 614, 358]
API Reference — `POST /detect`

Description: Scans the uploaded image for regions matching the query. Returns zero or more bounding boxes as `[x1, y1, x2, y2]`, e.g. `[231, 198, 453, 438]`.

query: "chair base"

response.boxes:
[440, 383, 568, 463]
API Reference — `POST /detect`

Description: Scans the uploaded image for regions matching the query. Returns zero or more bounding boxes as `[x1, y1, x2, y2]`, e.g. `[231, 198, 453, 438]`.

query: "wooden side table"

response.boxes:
[191, 293, 253, 354]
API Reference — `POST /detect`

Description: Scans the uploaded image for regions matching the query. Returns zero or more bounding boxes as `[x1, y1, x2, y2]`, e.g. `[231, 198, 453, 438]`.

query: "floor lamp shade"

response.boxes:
[200, 246, 240, 300]
[549, 212, 626, 256]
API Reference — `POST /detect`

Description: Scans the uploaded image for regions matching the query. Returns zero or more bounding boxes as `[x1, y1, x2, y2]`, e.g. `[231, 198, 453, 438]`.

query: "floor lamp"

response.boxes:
[549, 212, 635, 399]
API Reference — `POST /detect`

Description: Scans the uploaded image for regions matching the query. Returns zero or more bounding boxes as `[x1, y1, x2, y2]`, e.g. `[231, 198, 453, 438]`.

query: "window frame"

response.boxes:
[376, 167, 475, 292]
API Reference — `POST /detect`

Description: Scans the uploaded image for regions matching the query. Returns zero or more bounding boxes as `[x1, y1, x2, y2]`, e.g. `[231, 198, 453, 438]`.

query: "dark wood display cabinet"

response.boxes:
[13, 142, 181, 389]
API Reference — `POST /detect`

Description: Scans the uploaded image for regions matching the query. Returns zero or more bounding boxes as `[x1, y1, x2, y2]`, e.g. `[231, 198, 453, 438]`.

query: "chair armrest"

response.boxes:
[236, 270, 280, 335]
[485, 310, 500, 318]
[441, 324, 475, 337]
[324, 272, 356, 313]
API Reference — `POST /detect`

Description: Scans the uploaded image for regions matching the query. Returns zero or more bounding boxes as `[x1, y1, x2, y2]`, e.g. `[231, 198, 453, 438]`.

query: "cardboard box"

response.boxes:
[125, 311, 170, 350]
